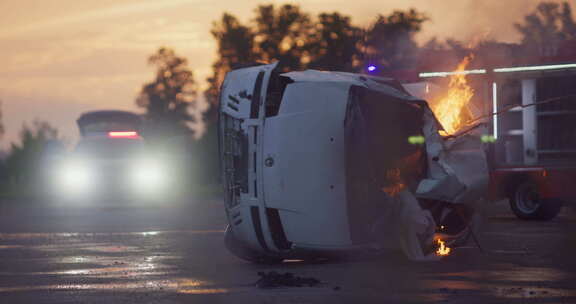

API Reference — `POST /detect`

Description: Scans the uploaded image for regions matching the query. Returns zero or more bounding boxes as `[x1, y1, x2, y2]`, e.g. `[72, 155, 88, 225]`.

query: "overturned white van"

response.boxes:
[219, 62, 488, 263]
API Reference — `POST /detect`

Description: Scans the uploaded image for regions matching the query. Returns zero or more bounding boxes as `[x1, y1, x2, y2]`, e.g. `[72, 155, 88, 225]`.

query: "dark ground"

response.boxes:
[0, 198, 575, 303]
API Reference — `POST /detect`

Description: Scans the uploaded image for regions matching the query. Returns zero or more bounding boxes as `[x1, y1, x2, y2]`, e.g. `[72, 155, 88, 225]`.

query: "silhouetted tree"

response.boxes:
[205, 14, 256, 117]
[252, 4, 312, 71]
[0, 101, 4, 140]
[137, 47, 208, 139]
[364, 9, 428, 70]
[515, 1, 576, 56]
[201, 5, 430, 188]
[207, 5, 427, 107]
[306, 12, 363, 71]
[205, 4, 312, 111]
[5, 120, 61, 185]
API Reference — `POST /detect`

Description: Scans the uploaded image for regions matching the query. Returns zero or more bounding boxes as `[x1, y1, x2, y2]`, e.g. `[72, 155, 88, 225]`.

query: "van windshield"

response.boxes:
[345, 85, 426, 243]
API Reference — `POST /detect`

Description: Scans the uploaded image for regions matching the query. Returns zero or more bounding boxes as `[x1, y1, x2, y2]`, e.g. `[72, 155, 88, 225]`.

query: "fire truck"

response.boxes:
[414, 63, 576, 220]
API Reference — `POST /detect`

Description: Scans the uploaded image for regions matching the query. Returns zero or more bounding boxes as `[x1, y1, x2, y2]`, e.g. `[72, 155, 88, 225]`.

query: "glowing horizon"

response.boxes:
[0, 0, 554, 149]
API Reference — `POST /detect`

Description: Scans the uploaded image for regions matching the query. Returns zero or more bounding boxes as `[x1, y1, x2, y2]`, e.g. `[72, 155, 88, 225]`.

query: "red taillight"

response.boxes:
[108, 131, 139, 139]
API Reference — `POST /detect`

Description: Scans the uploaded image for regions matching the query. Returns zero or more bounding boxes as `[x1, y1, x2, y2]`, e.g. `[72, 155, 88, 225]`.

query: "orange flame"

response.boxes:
[436, 239, 451, 256]
[432, 55, 475, 135]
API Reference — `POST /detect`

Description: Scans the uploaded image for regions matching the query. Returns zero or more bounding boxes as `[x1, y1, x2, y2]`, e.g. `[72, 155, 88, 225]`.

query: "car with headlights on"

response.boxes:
[49, 110, 169, 203]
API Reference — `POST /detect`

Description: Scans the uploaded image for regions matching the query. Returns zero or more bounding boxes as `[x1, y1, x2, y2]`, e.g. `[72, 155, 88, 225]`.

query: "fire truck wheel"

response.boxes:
[509, 181, 563, 220]
[224, 226, 284, 264]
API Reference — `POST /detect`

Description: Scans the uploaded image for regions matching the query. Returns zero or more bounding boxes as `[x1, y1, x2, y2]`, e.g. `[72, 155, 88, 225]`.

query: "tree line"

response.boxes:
[139, 1, 576, 139]
[2, 1, 575, 192]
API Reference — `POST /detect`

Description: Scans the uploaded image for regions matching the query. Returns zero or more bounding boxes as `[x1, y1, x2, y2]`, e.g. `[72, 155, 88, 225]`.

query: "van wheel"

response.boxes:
[224, 226, 283, 264]
[509, 181, 563, 220]
[435, 203, 480, 248]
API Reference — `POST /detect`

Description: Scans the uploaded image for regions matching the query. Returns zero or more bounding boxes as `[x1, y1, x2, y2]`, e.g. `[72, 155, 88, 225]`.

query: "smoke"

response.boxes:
[306, 0, 573, 45]
[414, 0, 569, 44]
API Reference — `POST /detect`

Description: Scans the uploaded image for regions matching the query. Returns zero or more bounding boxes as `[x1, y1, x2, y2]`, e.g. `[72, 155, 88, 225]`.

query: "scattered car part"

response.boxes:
[255, 271, 320, 288]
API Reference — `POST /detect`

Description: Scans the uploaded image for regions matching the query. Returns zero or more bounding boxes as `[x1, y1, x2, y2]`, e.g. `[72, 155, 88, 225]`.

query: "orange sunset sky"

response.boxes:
[0, 0, 565, 148]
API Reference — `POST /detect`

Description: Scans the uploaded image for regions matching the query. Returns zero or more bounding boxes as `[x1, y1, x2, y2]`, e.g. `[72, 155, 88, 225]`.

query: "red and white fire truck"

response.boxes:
[414, 63, 576, 220]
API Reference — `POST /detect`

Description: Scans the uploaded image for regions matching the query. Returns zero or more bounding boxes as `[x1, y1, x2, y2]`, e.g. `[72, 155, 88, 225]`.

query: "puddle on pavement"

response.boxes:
[494, 286, 576, 298]
[429, 266, 567, 282]
[78, 245, 142, 253]
[421, 266, 576, 301]
[0, 278, 235, 295]
[0, 245, 23, 249]
[0, 231, 193, 293]
[0, 254, 177, 278]
[485, 266, 567, 282]
[176, 279, 231, 294]
[424, 279, 481, 291]
[47, 256, 175, 278]
[29, 242, 144, 254]
[0, 230, 223, 240]
[0, 241, 232, 295]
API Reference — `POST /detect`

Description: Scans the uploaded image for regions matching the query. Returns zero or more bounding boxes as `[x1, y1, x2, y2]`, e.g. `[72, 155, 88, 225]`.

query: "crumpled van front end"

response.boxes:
[220, 63, 364, 261]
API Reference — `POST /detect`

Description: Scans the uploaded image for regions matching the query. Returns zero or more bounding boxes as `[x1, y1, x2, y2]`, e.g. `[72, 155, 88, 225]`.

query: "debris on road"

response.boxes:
[255, 271, 321, 289]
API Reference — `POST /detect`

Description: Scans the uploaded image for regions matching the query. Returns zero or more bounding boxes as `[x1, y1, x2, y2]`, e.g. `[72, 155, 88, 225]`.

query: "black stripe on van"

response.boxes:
[250, 206, 269, 251]
[266, 208, 292, 250]
[250, 71, 265, 119]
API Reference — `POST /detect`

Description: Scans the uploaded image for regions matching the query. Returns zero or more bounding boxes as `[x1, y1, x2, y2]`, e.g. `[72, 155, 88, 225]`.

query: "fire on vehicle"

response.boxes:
[218, 62, 489, 263]
[415, 61, 576, 221]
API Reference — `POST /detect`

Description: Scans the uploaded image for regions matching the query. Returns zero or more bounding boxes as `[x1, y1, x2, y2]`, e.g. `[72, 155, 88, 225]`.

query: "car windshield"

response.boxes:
[75, 138, 144, 159]
[81, 122, 138, 134]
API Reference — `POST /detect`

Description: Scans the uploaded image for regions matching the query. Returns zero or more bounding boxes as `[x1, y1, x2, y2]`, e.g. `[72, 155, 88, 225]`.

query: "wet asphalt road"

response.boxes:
[0, 198, 575, 303]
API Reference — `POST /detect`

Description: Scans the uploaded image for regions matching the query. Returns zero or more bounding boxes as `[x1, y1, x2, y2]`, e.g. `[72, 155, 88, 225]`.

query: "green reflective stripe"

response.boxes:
[408, 135, 425, 145]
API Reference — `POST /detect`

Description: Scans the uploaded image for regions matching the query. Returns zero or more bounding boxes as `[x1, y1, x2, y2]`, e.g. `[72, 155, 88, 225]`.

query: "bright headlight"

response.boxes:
[131, 161, 166, 190]
[58, 161, 93, 192]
